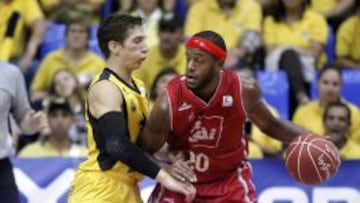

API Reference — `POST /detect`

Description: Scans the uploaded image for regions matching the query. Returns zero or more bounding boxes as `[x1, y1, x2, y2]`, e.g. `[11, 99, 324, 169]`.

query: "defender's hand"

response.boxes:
[165, 160, 197, 183]
[156, 168, 196, 202]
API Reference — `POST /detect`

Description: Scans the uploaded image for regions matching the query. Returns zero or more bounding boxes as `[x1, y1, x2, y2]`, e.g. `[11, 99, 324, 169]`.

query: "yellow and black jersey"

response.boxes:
[79, 68, 149, 183]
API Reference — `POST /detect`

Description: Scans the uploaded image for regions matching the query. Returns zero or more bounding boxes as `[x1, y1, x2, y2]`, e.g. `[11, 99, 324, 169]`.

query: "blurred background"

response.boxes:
[0, 0, 359, 202]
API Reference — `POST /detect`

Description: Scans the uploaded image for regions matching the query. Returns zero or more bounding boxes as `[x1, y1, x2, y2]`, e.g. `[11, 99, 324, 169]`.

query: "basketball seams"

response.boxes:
[291, 137, 337, 167]
[308, 138, 336, 167]
[328, 143, 341, 168]
[296, 143, 305, 183]
[325, 141, 341, 166]
[307, 143, 323, 183]
[286, 134, 339, 185]
[307, 141, 338, 180]
[285, 146, 298, 165]
[288, 140, 303, 147]
[296, 134, 312, 183]
[286, 136, 302, 166]
[297, 141, 336, 166]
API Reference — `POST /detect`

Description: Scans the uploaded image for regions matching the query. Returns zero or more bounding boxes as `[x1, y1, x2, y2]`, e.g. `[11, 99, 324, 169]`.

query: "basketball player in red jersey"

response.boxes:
[139, 30, 309, 202]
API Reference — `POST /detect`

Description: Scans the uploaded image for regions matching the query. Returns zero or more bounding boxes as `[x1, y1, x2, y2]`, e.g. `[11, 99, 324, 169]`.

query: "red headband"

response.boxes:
[185, 37, 227, 61]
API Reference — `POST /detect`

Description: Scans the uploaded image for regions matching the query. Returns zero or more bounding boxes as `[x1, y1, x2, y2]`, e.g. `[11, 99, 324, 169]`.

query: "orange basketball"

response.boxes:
[285, 133, 341, 185]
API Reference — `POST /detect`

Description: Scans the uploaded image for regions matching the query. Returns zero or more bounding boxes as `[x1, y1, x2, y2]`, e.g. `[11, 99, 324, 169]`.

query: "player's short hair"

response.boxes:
[97, 13, 143, 58]
[323, 101, 351, 125]
[192, 31, 227, 53]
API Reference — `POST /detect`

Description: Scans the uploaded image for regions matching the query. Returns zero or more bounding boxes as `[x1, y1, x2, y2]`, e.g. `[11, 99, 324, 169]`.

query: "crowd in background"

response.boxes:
[1, 0, 360, 160]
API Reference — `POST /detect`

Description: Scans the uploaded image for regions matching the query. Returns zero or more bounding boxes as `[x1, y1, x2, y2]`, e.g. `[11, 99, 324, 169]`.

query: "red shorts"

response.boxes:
[148, 166, 257, 203]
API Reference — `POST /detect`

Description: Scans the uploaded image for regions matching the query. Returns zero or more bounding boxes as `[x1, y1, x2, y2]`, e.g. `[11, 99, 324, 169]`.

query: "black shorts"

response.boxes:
[0, 158, 20, 203]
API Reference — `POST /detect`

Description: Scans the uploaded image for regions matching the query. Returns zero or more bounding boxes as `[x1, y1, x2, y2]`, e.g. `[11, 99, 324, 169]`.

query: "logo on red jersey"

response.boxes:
[222, 95, 233, 107]
[178, 102, 192, 111]
[188, 116, 224, 148]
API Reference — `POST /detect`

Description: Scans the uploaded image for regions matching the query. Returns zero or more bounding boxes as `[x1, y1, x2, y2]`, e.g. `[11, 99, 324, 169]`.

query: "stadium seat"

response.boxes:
[89, 40, 103, 57]
[175, 0, 188, 24]
[43, 23, 66, 43]
[40, 23, 104, 59]
[90, 24, 99, 40]
[39, 40, 65, 60]
[39, 23, 66, 59]
[100, 0, 115, 19]
[257, 71, 289, 119]
[89, 25, 104, 58]
[325, 26, 335, 63]
[310, 70, 360, 107]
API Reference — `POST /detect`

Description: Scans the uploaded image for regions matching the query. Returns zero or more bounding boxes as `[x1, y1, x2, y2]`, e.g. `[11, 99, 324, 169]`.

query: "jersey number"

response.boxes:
[189, 151, 209, 172]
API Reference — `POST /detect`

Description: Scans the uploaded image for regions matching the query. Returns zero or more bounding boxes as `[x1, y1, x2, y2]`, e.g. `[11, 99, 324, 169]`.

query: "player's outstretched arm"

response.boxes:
[89, 81, 195, 201]
[138, 91, 197, 183]
[240, 76, 308, 143]
[139, 91, 171, 154]
[88, 80, 162, 178]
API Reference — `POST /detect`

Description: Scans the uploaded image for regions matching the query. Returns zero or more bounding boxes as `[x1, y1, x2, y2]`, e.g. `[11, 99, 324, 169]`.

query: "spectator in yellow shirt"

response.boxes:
[185, 0, 262, 70]
[0, 0, 46, 72]
[310, 0, 354, 31]
[263, 0, 328, 115]
[336, 2, 360, 69]
[133, 13, 186, 90]
[133, 0, 162, 47]
[19, 97, 87, 158]
[323, 101, 360, 159]
[251, 104, 283, 156]
[30, 20, 105, 102]
[248, 140, 264, 159]
[293, 65, 360, 143]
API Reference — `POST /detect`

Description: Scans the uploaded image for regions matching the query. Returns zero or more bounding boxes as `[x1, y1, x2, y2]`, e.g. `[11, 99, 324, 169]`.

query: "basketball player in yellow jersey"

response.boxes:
[68, 14, 195, 203]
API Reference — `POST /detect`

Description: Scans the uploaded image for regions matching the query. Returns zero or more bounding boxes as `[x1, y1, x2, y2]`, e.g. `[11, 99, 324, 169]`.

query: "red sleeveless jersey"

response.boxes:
[166, 70, 248, 183]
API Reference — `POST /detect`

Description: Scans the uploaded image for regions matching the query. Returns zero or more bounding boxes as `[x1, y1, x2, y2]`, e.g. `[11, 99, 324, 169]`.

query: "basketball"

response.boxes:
[285, 133, 341, 185]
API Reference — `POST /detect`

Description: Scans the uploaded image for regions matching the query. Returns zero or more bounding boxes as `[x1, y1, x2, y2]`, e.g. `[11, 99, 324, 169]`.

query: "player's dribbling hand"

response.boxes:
[156, 168, 196, 202]
[165, 160, 197, 183]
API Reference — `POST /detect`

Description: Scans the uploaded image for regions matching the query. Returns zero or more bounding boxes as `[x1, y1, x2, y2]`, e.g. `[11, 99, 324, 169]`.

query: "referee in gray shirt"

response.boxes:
[0, 61, 47, 203]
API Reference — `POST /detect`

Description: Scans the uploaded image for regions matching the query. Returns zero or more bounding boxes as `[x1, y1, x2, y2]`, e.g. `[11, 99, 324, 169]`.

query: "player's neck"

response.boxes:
[194, 72, 220, 102]
[106, 58, 132, 83]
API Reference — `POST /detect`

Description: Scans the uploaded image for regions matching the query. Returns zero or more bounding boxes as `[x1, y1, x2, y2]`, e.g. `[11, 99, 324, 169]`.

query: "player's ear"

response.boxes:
[108, 40, 121, 56]
[216, 59, 225, 69]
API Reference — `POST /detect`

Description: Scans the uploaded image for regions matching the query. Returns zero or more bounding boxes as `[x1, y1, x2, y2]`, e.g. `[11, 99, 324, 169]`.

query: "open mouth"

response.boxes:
[140, 56, 147, 61]
[137, 57, 147, 64]
[186, 75, 197, 84]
